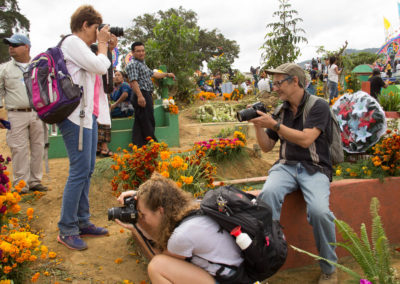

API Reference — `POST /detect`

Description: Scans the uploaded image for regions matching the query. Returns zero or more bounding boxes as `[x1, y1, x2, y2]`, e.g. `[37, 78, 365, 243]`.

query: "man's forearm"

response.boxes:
[130, 81, 143, 98]
[255, 126, 276, 153]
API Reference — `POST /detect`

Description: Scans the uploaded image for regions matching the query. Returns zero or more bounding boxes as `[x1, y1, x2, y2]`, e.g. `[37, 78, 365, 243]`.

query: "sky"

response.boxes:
[15, 0, 400, 72]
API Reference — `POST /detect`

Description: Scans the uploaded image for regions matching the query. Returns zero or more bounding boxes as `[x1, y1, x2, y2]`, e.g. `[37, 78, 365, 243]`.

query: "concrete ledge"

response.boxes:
[250, 177, 400, 270]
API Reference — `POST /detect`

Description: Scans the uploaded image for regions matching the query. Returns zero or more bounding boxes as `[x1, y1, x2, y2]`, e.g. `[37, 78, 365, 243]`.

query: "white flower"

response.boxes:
[169, 99, 175, 105]
[162, 99, 169, 108]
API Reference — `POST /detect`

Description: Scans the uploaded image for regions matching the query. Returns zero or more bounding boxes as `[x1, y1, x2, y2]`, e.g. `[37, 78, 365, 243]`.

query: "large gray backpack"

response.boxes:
[274, 94, 344, 165]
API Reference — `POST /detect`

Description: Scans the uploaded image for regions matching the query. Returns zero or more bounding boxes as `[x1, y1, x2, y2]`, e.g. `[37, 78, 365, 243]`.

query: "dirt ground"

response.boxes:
[1, 104, 399, 284]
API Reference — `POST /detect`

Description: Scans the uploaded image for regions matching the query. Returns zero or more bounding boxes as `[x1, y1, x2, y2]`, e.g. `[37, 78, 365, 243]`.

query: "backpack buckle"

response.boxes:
[217, 195, 227, 213]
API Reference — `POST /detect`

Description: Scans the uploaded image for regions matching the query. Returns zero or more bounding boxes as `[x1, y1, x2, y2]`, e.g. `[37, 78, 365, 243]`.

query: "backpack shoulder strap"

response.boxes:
[56, 34, 73, 48]
[174, 209, 203, 229]
[302, 94, 319, 122]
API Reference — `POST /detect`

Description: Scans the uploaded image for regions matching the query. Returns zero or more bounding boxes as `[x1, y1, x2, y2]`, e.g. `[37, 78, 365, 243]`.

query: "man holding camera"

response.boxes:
[250, 63, 337, 284]
[126, 42, 175, 147]
[0, 34, 47, 193]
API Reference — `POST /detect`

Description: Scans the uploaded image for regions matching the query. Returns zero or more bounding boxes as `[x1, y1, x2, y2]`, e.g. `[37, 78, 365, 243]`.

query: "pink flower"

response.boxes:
[360, 279, 372, 284]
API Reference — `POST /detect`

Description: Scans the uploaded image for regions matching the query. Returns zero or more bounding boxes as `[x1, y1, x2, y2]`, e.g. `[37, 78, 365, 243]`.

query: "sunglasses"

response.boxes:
[9, 43, 25, 48]
[272, 76, 293, 88]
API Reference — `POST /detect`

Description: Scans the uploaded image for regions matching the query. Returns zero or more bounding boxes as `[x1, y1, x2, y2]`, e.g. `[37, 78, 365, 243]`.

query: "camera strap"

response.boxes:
[133, 224, 156, 256]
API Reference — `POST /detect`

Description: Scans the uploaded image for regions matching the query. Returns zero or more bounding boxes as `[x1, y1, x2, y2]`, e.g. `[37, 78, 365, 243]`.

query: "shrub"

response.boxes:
[292, 197, 398, 284]
[378, 91, 400, 112]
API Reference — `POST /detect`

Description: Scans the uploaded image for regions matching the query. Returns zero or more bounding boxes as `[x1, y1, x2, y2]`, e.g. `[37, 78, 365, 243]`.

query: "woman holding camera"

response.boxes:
[115, 173, 243, 284]
[57, 5, 113, 250]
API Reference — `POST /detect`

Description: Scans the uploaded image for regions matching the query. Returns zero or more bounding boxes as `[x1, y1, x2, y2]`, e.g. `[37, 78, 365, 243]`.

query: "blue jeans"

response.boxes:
[258, 163, 337, 274]
[57, 116, 98, 236]
[328, 80, 338, 103]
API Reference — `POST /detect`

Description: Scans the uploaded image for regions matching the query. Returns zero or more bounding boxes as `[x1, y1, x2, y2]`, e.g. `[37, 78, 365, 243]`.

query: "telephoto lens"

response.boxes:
[237, 102, 267, 122]
[107, 196, 138, 224]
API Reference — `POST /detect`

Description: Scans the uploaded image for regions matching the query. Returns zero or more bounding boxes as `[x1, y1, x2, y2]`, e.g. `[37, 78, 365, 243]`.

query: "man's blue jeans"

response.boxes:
[328, 80, 338, 103]
[257, 163, 337, 274]
[57, 116, 97, 236]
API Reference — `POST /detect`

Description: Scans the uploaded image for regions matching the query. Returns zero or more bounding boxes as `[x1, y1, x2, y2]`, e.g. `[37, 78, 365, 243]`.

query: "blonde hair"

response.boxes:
[70, 5, 102, 33]
[137, 173, 199, 250]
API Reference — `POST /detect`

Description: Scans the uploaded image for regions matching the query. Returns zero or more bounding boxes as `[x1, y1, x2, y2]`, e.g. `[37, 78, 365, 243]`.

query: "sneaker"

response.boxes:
[29, 183, 48, 192]
[318, 270, 338, 284]
[79, 225, 109, 237]
[57, 235, 88, 250]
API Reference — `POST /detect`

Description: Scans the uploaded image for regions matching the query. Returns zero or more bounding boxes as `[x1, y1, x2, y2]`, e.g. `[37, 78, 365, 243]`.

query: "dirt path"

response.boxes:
[2, 106, 398, 284]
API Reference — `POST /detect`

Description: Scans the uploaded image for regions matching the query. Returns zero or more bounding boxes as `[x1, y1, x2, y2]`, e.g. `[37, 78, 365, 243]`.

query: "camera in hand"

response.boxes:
[108, 196, 138, 224]
[98, 24, 124, 37]
[237, 102, 268, 122]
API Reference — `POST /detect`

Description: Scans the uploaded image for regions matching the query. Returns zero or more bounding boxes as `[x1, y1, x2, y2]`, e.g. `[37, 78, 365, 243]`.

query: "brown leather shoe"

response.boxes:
[318, 270, 338, 284]
[29, 184, 48, 192]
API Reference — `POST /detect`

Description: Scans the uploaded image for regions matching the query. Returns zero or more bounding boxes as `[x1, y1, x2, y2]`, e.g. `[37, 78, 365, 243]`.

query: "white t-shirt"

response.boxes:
[328, 64, 339, 83]
[258, 78, 270, 92]
[396, 63, 400, 72]
[167, 215, 243, 276]
[61, 35, 110, 128]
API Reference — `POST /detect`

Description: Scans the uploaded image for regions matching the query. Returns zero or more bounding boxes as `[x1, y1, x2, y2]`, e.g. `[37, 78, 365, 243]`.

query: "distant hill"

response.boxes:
[298, 48, 380, 67]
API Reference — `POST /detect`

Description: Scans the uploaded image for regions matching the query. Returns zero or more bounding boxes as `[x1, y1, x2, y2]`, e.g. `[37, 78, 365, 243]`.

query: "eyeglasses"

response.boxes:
[272, 76, 293, 88]
[9, 43, 25, 48]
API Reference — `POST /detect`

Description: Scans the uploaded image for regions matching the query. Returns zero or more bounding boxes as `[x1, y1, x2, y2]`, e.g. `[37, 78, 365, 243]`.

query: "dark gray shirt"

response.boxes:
[267, 92, 332, 179]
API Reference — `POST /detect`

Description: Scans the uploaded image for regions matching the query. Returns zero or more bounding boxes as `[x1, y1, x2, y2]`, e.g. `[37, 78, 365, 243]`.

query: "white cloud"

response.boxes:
[16, 0, 400, 71]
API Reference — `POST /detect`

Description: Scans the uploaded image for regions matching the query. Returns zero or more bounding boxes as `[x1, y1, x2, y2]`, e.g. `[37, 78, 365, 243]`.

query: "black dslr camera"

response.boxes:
[237, 102, 268, 122]
[108, 196, 138, 224]
[98, 24, 124, 37]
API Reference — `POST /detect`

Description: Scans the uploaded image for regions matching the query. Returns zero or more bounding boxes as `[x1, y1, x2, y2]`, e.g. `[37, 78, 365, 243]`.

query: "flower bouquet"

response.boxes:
[162, 97, 178, 114]
[332, 91, 387, 153]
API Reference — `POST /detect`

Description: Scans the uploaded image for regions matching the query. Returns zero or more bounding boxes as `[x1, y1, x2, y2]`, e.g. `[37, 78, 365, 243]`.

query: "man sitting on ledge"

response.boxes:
[250, 63, 338, 284]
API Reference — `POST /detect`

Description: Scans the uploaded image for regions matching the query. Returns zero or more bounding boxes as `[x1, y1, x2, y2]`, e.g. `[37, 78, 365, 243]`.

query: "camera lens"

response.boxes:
[108, 207, 121, 221]
[110, 27, 124, 37]
[237, 108, 257, 122]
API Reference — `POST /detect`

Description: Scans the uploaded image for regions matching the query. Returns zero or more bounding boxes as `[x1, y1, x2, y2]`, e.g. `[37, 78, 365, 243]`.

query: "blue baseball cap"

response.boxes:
[3, 34, 31, 47]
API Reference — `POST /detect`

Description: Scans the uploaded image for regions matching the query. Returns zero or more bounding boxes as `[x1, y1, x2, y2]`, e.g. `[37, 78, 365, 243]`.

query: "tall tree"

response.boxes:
[119, 7, 239, 68]
[260, 0, 307, 68]
[145, 13, 200, 102]
[0, 0, 30, 63]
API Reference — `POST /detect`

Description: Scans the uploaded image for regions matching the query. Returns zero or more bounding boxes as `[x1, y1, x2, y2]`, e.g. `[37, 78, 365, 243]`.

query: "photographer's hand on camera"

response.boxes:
[116, 190, 137, 205]
[249, 110, 277, 130]
[96, 24, 111, 55]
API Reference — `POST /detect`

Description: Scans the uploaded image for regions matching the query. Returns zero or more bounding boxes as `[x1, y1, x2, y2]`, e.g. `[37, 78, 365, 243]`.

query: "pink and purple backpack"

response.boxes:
[24, 35, 82, 124]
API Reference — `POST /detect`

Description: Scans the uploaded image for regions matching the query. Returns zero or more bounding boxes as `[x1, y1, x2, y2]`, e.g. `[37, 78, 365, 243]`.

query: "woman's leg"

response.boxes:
[148, 255, 215, 284]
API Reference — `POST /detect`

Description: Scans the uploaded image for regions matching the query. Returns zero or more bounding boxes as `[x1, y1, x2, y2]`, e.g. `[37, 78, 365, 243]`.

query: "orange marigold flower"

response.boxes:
[160, 151, 170, 161]
[48, 251, 57, 259]
[31, 272, 40, 282]
[115, 258, 123, 264]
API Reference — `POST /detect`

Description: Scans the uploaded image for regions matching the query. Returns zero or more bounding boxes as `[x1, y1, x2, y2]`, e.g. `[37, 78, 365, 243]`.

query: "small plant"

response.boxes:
[292, 197, 399, 284]
[344, 73, 361, 94]
[379, 91, 400, 112]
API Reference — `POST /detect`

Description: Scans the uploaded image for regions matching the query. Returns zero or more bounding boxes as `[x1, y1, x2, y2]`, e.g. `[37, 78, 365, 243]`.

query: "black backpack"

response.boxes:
[186, 185, 287, 284]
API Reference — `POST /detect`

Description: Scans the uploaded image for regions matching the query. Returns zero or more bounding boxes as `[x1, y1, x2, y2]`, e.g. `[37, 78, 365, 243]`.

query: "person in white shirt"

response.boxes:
[327, 56, 342, 103]
[115, 173, 244, 284]
[257, 70, 271, 92]
[56, 5, 112, 251]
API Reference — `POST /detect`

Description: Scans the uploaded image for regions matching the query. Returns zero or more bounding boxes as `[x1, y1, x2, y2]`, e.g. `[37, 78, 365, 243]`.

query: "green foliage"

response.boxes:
[214, 125, 249, 139]
[144, 13, 200, 102]
[292, 198, 399, 283]
[344, 72, 361, 93]
[260, 0, 307, 68]
[119, 6, 239, 73]
[378, 90, 400, 112]
[0, 0, 30, 63]
[342, 52, 379, 73]
[230, 70, 245, 85]
[207, 55, 231, 75]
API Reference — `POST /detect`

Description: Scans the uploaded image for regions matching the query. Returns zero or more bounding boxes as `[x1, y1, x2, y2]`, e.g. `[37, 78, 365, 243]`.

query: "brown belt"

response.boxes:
[8, 108, 32, 112]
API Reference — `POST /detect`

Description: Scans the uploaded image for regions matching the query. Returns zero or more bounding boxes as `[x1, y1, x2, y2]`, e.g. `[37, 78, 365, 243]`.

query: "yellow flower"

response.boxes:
[161, 171, 169, 178]
[336, 169, 342, 176]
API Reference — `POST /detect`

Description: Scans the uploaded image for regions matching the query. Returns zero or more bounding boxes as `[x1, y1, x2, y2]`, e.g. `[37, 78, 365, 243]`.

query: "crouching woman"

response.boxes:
[115, 173, 243, 284]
